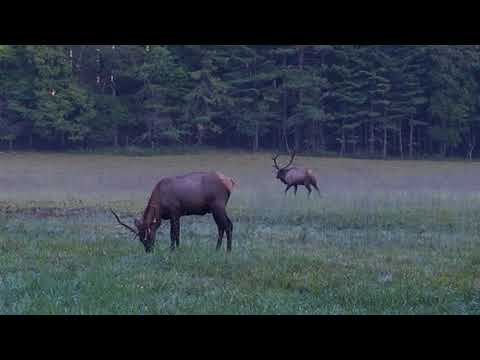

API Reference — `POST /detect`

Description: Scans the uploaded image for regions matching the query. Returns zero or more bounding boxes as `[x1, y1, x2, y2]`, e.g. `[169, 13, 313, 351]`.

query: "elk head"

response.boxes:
[110, 209, 160, 253]
[272, 151, 296, 184]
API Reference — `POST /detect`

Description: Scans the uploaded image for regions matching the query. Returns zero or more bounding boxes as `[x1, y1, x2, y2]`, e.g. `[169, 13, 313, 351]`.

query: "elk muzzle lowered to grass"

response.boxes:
[111, 208, 158, 253]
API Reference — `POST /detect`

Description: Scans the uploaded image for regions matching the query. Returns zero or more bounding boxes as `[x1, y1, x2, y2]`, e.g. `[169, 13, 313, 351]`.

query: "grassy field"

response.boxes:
[1, 151, 480, 314]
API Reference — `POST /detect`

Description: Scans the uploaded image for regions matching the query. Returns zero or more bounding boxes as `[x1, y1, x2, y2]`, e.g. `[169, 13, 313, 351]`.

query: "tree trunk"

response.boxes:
[125, 135, 129, 148]
[369, 121, 375, 157]
[383, 124, 388, 159]
[196, 127, 202, 146]
[319, 123, 326, 153]
[282, 92, 290, 153]
[276, 126, 282, 151]
[112, 77, 118, 148]
[298, 45, 305, 69]
[60, 132, 66, 148]
[29, 134, 33, 149]
[441, 116, 447, 158]
[398, 121, 404, 160]
[440, 143, 447, 158]
[311, 123, 317, 153]
[428, 134, 433, 157]
[393, 125, 398, 154]
[8, 138, 13, 151]
[252, 62, 259, 153]
[294, 126, 301, 152]
[310, 121, 318, 153]
[76, 45, 86, 73]
[409, 117, 414, 159]
[467, 145, 474, 161]
[282, 53, 290, 153]
[467, 135, 476, 161]
[253, 120, 259, 152]
[368, 103, 375, 157]
[150, 118, 155, 148]
[294, 46, 305, 153]
[362, 123, 367, 153]
[340, 123, 346, 158]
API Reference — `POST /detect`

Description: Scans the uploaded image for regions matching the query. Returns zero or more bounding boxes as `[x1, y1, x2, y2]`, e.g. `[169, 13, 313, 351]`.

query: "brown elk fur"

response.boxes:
[112, 171, 235, 253]
[273, 152, 320, 197]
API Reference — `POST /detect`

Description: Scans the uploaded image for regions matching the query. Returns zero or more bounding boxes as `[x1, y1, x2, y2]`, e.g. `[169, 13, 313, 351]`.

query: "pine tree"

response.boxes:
[181, 46, 233, 146]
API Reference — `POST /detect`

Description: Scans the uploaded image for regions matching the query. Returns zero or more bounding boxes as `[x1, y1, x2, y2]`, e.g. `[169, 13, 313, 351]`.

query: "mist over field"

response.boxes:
[3, 151, 480, 198]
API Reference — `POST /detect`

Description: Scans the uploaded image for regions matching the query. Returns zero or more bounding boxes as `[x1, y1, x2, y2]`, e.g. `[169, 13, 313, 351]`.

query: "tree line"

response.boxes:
[1, 45, 480, 159]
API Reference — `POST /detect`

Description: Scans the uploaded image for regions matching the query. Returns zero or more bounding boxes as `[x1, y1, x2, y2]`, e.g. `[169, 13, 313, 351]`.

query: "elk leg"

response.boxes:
[285, 185, 293, 195]
[216, 227, 225, 251]
[294, 185, 298, 196]
[170, 216, 180, 251]
[176, 223, 180, 248]
[226, 215, 233, 252]
[306, 185, 312, 197]
[213, 208, 233, 252]
[312, 182, 321, 196]
[213, 210, 226, 251]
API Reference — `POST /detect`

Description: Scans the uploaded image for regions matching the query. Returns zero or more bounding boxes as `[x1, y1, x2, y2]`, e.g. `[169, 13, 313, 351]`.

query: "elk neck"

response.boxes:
[142, 199, 160, 226]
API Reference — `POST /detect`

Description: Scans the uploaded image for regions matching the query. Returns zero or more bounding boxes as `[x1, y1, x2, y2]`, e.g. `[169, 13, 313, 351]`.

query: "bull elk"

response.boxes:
[272, 152, 320, 196]
[111, 171, 235, 253]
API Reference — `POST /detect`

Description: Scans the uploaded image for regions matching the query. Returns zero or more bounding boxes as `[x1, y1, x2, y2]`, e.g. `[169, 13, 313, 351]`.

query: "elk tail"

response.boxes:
[216, 172, 236, 193]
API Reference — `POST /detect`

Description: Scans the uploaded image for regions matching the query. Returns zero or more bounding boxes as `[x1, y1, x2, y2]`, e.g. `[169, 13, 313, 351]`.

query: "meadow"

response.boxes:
[1, 151, 480, 314]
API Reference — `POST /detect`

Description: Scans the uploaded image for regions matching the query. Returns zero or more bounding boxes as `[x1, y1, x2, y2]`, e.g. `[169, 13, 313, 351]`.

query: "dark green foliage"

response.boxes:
[1, 45, 480, 158]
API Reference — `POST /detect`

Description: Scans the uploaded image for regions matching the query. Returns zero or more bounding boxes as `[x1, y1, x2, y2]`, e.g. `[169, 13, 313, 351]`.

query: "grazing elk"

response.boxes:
[111, 171, 235, 253]
[272, 152, 320, 197]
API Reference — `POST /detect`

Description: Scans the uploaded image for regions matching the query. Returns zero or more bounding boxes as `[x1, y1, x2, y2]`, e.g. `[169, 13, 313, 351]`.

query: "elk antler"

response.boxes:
[110, 209, 138, 236]
[272, 151, 296, 170]
[272, 154, 281, 170]
[284, 151, 296, 169]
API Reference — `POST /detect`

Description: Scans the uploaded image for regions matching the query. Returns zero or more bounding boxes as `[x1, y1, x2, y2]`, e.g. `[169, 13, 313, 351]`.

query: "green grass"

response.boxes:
[1, 152, 480, 314]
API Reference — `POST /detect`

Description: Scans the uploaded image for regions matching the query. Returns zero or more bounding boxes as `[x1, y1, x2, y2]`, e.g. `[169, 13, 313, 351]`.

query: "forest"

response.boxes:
[1, 45, 480, 159]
